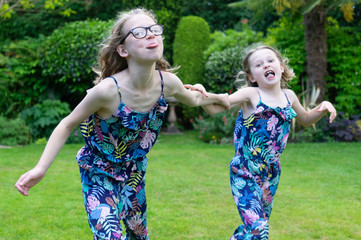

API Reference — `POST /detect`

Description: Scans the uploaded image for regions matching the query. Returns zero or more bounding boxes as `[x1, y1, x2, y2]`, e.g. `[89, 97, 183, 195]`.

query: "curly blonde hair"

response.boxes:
[235, 44, 295, 89]
[93, 8, 174, 84]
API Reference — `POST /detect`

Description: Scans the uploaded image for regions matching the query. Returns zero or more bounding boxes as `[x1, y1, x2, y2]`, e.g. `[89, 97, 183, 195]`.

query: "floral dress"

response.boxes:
[230, 90, 296, 240]
[76, 71, 167, 240]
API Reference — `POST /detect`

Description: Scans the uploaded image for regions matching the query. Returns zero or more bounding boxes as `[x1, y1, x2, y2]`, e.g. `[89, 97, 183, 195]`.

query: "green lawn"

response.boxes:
[1, 131, 360, 240]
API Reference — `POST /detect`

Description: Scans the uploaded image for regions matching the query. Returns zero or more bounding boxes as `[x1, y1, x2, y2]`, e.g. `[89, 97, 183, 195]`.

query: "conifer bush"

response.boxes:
[173, 16, 211, 127]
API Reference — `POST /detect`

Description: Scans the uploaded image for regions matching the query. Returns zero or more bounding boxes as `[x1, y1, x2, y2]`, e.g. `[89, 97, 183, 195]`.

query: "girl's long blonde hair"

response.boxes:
[93, 8, 174, 85]
[235, 44, 295, 89]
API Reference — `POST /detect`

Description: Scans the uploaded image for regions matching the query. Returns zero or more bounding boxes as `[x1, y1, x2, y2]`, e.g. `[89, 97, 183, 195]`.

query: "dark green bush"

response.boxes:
[0, 37, 45, 118]
[173, 16, 210, 86]
[204, 45, 244, 94]
[173, 16, 211, 127]
[0, 116, 30, 146]
[204, 28, 264, 94]
[41, 19, 112, 94]
[21, 100, 71, 140]
[204, 28, 264, 59]
[326, 19, 361, 117]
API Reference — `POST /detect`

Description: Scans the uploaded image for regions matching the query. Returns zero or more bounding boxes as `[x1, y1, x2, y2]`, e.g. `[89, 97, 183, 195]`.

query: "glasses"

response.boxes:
[120, 24, 164, 44]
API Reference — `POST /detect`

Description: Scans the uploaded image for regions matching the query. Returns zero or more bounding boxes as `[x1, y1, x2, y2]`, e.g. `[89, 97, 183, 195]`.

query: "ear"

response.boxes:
[117, 45, 129, 57]
[248, 74, 256, 83]
[280, 63, 285, 73]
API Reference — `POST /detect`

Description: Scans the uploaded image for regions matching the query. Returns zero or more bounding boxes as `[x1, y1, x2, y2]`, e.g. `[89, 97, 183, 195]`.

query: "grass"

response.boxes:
[1, 131, 360, 240]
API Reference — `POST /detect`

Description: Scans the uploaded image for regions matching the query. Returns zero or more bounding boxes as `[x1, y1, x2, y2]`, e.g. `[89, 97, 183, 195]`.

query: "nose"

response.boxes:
[146, 29, 155, 39]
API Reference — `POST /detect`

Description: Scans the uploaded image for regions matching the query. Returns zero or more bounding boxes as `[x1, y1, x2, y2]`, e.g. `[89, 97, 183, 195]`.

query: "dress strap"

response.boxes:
[109, 76, 122, 97]
[158, 70, 164, 97]
[256, 89, 262, 101]
[282, 90, 291, 104]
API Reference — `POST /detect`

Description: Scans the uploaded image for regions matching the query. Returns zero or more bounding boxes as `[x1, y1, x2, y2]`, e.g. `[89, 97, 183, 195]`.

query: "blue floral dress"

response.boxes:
[76, 71, 167, 240]
[230, 90, 296, 240]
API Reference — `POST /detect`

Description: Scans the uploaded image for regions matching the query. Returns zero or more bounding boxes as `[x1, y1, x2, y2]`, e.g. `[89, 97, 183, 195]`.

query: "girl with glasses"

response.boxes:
[15, 7, 228, 240]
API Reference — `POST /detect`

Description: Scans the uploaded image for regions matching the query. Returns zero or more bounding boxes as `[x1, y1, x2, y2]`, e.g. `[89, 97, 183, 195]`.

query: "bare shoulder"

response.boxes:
[283, 89, 298, 104]
[229, 87, 258, 107]
[160, 71, 183, 97]
[88, 78, 119, 101]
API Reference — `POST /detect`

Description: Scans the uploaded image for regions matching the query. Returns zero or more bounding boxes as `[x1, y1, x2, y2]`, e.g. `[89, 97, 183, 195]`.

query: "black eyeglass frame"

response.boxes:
[119, 24, 164, 44]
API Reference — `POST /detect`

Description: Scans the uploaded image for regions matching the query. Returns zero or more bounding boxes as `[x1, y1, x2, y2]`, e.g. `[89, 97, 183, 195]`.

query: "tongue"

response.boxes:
[266, 73, 275, 80]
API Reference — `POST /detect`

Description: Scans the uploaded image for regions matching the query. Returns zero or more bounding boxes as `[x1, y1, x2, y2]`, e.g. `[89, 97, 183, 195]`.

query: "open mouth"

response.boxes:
[264, 70, 275, 78]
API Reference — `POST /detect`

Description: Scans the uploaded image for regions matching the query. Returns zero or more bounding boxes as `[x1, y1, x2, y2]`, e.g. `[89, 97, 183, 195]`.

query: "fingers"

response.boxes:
[15, 180, 29, 196]
[329, 110, 337, 123]
[317, 101, 337, 124]
[184, 84, 209, 97]
[15, 172, 31, 196]
[183, 84, 193, 89]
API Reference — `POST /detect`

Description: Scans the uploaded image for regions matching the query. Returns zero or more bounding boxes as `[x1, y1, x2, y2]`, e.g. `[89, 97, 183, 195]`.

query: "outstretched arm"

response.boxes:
[15, 80, 114, 196]
[184, 83, 256, 116]
[164, 72, 229, 108]
[287, 89, 337, 127]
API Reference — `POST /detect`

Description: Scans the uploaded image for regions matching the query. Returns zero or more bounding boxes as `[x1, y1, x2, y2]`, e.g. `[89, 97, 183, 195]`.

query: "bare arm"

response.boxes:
[184, 84, 256, 116]
[164, 72, 229, 108]
[15, 81, 115, 196]
[287, 89, 337, 127]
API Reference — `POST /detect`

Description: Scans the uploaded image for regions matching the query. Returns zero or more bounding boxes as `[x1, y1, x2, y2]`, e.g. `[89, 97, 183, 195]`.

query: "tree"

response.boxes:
[0, 0, 91, 19]
[229, 0, 360, 102]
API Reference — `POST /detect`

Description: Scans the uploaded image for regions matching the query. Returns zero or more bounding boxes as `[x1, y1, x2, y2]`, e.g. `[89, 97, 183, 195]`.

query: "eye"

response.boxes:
[150, 25, 163, 35]
[132, 28, 146, 38]
[255, 63, 261, 67]
[268, 59, 274, 63]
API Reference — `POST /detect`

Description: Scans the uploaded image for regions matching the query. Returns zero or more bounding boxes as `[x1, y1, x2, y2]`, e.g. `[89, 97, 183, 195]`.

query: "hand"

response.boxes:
[318, 101, 337, 123]
[184, 84, 209, 97]
[15, 167, 46, 196]
[218, 93, 230, 109]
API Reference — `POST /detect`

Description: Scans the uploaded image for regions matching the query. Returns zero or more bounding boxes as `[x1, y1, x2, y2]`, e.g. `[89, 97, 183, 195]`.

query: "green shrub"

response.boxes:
[173, 15, 210, 86]
[41, 19, 112, 94]
[204, 27, 264, 59]
[326, 19, 361, 117]
[21, 100, 71, 140]
[0, 116, 30, 145]
[192, 107, 239, 144]
[204, 45, 244, 94]
[203, 28, 264, 94]
[173, 16, 211, 127]
[0, 37, 45, 118]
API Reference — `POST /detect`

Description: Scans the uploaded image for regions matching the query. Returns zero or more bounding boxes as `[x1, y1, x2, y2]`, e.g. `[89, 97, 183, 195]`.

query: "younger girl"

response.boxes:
[187, 45, 336, 240]
[15, 8, 228, 240]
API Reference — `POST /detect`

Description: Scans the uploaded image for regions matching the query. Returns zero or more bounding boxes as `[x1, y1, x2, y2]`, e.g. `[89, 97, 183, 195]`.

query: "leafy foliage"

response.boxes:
[0, 0, 78, 19]
[173, 16, 211, 84]
[192, 107, 239, 144]
[182, 0, 249, 31]
[21, 100, 71, 140]
[323, 112, 361, 142]
[204, 27, 264, 94]
[326, 19, 361, 117]
[41, 19, 112, 95]
[0, 36, 45, 118]
[0, 116, 30, 145]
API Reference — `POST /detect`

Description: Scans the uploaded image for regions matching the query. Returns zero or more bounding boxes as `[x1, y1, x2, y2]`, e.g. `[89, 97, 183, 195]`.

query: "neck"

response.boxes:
[126, 61, 157, 90]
